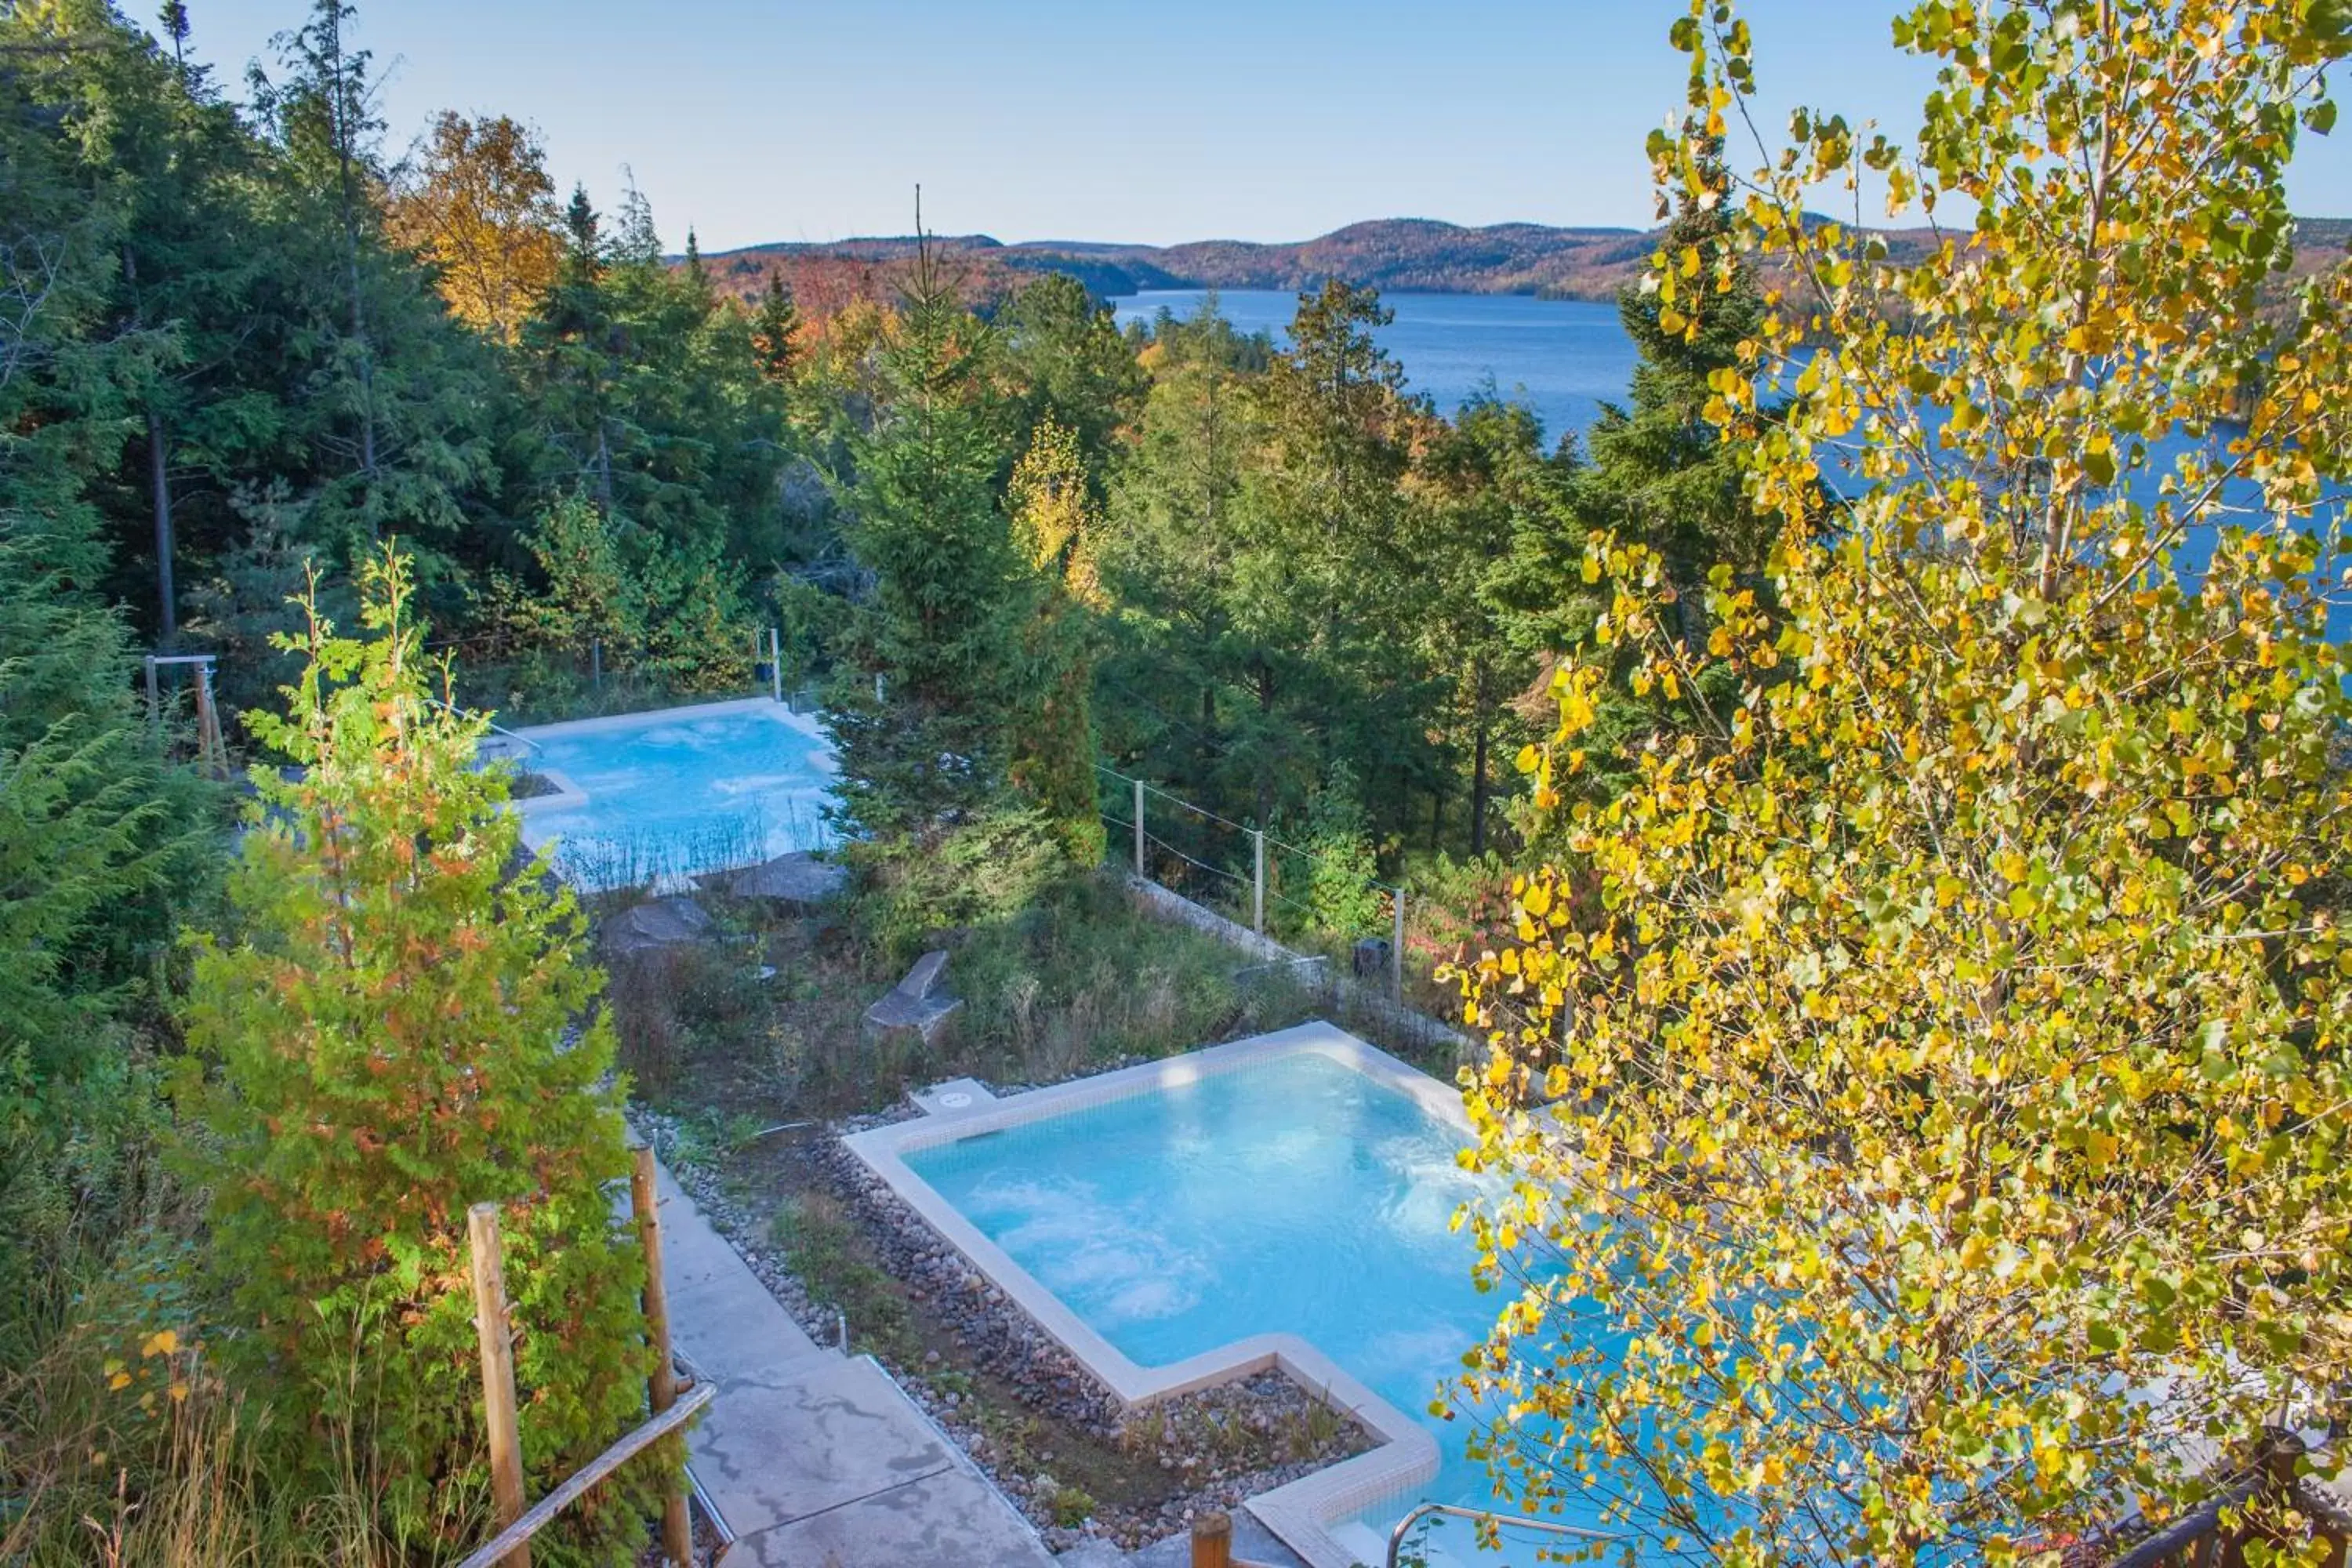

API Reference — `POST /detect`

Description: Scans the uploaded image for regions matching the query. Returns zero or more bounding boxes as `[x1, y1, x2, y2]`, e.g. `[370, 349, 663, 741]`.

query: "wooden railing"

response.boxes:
[2103, 1436, 2348, 1568]
[457, 1147, 712, 1568]
[452, 1385, 715, 1568]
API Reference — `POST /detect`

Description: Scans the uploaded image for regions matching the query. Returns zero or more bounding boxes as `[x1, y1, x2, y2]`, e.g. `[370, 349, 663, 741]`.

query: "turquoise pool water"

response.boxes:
[514, 702, 837, 888]
[906, 1050, 1597, 1565]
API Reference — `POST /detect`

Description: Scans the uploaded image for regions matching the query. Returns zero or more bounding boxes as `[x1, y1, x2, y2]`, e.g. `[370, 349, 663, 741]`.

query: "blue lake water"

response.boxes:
[909, 1048, 1608, 1566]
[1114, 288, 1639, 448]
[1117, 286, 2348, 640]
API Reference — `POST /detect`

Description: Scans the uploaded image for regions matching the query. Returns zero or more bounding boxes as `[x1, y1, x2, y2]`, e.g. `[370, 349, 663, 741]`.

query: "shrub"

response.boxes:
[179, 551, 664, 1563]
[844, 801, 1068, 968]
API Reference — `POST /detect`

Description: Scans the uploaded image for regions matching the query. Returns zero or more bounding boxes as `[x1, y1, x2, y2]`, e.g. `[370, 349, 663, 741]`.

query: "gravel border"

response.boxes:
[632, 1102, 1371, 1553]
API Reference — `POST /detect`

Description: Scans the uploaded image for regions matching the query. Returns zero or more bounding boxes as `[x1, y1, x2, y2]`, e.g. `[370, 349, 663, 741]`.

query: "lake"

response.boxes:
[1113, 285, 2348, 641]
[1112, 288, 1637, 447]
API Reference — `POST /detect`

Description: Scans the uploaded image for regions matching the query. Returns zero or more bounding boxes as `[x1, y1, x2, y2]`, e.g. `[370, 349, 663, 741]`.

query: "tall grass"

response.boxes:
[2, 1344, 481, 1568]
[2, 1254, 485, 1568]
[551, 797, 819, 895]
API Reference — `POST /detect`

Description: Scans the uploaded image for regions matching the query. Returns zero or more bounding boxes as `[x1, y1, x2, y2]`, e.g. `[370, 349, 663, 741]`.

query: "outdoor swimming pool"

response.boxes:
[851, 1025, 1605, 1567]
[506, 698, 838, 888]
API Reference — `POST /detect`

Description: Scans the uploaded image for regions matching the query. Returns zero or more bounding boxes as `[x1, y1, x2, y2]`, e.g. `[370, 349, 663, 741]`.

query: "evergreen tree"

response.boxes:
[520, 183, 789, 572]
[1578, 141, 1772, 597]
[0, 13, 216, 1331]
[1100, 297, 1266, 809]
[1412, 394, 1578, 852]
[183, 550, 664, 1562]
[1244, 281, 1441, 832]
[1000, 272, 1147, 491]
[828, 238, 1024, 835]
[245, 0, 503, 561]
[751, 271, 801, 387]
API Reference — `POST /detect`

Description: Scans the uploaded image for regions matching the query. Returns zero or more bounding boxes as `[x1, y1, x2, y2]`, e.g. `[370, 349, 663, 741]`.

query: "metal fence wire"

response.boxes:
[1094, 764, 1475, 1073]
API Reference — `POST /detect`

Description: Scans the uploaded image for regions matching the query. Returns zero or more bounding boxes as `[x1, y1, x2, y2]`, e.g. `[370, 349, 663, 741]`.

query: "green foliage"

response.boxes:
[1457, 2, 2352, 1560]
[998, 272, 1148, 488]
[846, 802, 1068, 969]
[180, 551, 662, 1563]
[827, 242, 1031, 836]
[0, 510, 212, 1352]
[1290, 765, 1382, 939]
[495, 492, 753, 696]
[1578, 139, 1771, 587]
[1102, 285, 1452, 837]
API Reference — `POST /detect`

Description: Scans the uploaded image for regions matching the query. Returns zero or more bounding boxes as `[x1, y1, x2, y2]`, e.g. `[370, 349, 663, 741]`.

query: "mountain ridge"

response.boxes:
[691, 215, 2352, 310]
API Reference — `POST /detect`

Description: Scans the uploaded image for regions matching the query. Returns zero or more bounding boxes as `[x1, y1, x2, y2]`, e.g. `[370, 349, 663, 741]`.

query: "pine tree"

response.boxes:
[0, 13, 215, 1333]
[828, 235, 1024, 835]
[1579, 140, 1771, 594]
[183, 550, 665, 1561]
[751, 272, 801, 387]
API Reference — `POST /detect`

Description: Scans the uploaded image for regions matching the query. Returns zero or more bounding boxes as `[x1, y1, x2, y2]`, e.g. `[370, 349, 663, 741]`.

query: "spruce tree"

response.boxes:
[183, 550, 664, 1561]
[829, 237, 1025, 835]
[1579, 142, 1772, 592]
[751, 272, 801, 387]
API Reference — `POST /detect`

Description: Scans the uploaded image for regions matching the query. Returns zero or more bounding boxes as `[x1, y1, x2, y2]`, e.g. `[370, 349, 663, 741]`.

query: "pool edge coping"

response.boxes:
[506, 693, 829, 748]
[840, 1019, 1472, 1568]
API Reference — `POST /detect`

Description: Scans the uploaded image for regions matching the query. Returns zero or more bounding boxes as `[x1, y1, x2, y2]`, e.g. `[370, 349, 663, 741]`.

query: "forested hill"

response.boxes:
[695, 215, 2352, 307]
[697, 220, 1657, 306]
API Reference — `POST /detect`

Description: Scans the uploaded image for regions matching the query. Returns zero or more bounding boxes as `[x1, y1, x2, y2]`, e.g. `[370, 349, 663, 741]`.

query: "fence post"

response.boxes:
[769, 626, 784, 705]
[1392, 886, 1405, 1003]
[630, 1149, 693, 1567]
[143, 655, 160, 725]
[591, 639, 602, 691]
[466, 1203, 532, 1568]
[1252, 829, 1265, 935]
[1191, 1510, 1232, 1568]
[1134, 778, 1146, 880]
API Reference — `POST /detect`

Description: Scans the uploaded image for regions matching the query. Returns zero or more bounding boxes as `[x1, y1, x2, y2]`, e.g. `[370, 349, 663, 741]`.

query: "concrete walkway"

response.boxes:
[649, 1160, 1054, 1567]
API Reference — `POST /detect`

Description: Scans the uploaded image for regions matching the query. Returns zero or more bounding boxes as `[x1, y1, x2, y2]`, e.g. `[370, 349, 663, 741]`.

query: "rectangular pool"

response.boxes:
[506, 698, 837, 889]
[851, 1025, 1604, 1567]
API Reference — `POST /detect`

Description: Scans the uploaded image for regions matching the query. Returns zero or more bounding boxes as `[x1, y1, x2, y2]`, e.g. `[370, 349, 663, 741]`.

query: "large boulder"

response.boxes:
[864, 949, 962, 1049]
[600, 895, 714, 963]
[710, 850, 848, 910]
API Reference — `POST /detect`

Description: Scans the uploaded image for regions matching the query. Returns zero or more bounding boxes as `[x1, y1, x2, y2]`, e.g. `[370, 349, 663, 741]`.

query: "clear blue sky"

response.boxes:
[172, 0, 2352, 254]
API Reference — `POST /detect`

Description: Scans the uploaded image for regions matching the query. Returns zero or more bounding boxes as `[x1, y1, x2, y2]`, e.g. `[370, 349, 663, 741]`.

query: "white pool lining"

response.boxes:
[842, 1020, 1476, 1568]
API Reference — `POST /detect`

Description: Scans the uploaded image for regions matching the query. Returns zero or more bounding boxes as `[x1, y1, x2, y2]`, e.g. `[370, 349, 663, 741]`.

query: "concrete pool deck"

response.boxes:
[646, 1158, 1055, 1567]
[843, 1021, 1466, 1568]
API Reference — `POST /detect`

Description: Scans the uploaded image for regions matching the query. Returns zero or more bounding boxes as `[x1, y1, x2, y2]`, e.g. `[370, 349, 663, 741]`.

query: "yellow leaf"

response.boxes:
[141, 1329, 179, 1359]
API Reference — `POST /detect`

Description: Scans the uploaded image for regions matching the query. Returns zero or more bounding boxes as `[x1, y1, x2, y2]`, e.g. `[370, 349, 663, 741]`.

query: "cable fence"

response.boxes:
[1094, 764, 1476, 1073]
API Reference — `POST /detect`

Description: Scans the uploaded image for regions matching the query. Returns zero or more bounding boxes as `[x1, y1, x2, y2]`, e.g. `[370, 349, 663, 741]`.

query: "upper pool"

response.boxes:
[506, 698, 838, 888]
[873, 1029, 1610, 1566]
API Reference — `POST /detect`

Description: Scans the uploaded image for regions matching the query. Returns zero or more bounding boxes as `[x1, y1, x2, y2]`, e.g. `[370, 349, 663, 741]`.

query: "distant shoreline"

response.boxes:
[687, 215, 2350, 310]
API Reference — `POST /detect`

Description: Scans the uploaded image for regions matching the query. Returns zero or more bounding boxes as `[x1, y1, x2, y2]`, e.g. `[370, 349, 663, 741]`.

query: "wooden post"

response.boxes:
[1191, 1510, 1232, 1568]
[193, 662, 227, 779]
[631, 1149, 694, 1568]
[1251, 829, 1265, 935]
[467, 1203, 532, 1568]
[1391, 886, 1406, 1002]
[1134, 778, 1146, 879]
